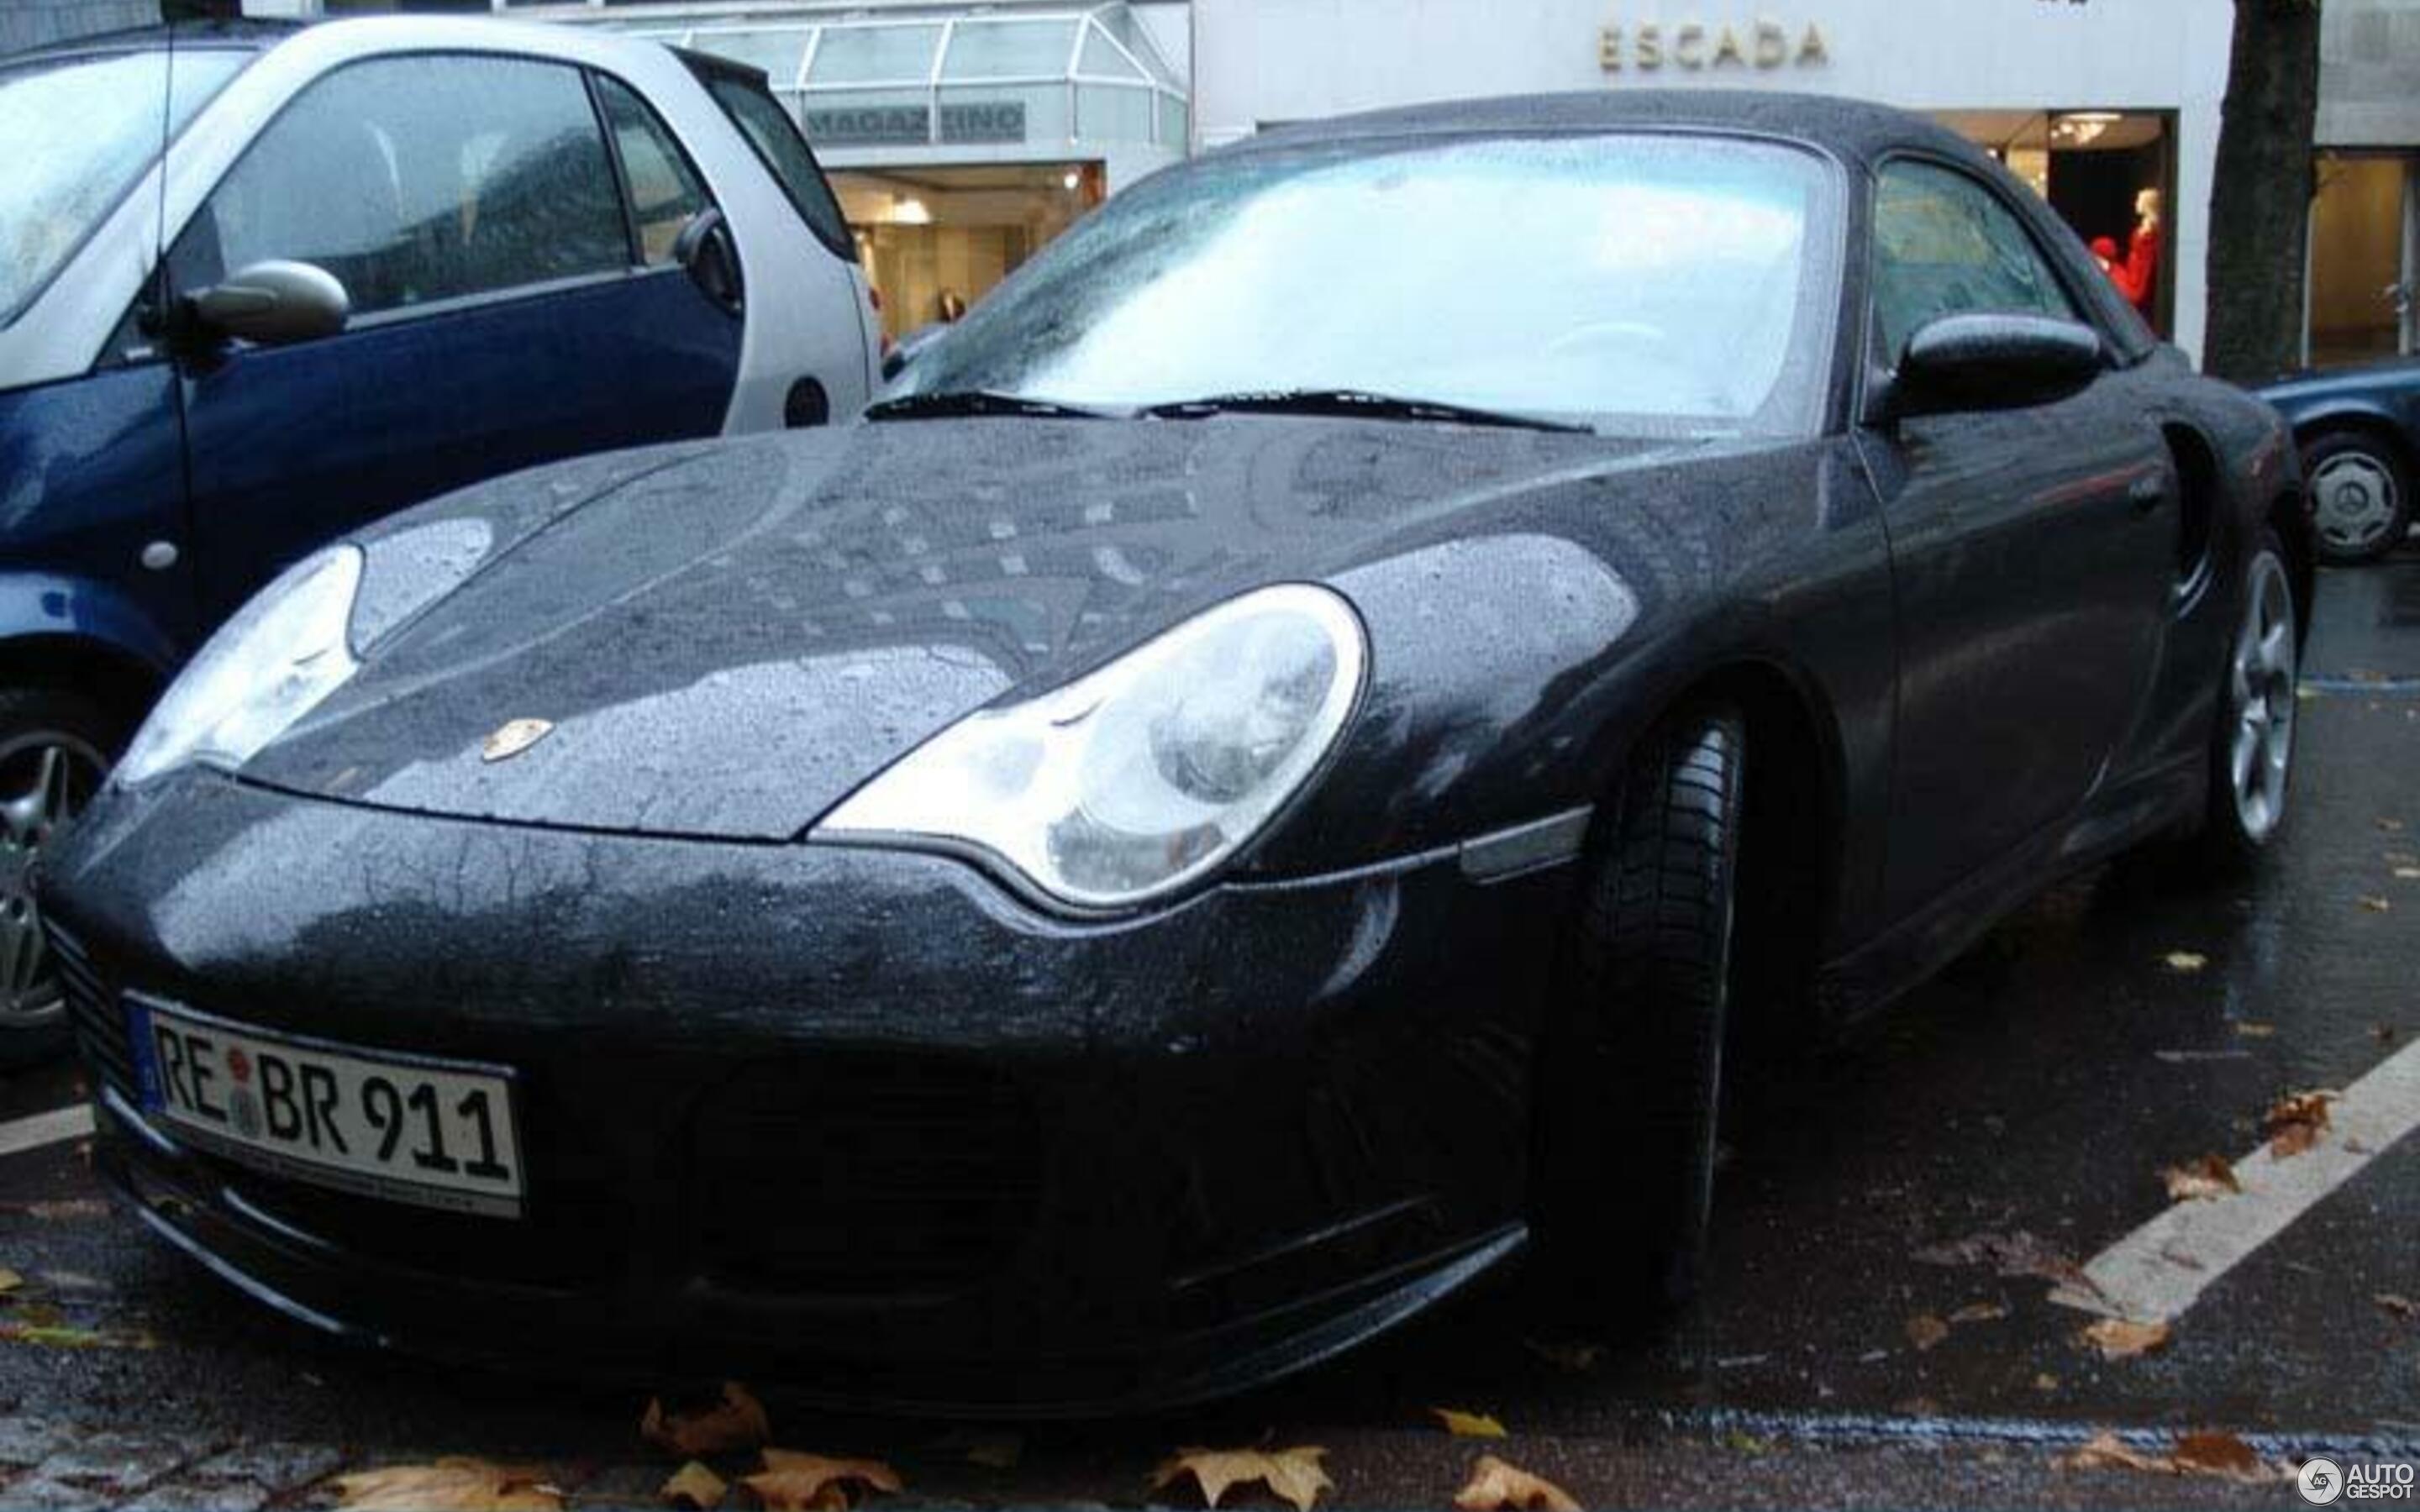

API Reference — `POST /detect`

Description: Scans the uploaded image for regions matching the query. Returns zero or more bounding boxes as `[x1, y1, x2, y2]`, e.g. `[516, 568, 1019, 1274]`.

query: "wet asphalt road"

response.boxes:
[1, 553, 2417, 1508]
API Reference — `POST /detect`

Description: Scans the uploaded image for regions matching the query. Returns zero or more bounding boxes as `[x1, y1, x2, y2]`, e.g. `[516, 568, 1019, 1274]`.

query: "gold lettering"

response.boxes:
[1636, 22, 1661, 66]
[1799, 22, 1829, 64]
[1676, 22, 1705, 66]
[1713, 24, 1746, 65]
[1754, 17, 1788, 66]
[1599, 24, 1622, 69]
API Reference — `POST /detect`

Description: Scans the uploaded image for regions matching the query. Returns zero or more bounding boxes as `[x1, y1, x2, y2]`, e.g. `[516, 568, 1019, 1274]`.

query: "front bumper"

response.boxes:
[46, 774, 1573, 1415]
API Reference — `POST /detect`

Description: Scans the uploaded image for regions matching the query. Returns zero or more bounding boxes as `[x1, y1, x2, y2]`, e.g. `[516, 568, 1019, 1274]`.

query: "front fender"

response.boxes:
[0, 572, 185, 680]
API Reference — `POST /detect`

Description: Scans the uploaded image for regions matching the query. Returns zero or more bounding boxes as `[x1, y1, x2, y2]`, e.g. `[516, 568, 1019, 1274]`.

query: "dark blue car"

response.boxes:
[0, 17, 881, 1059]
[2260, 355, 2419, 564]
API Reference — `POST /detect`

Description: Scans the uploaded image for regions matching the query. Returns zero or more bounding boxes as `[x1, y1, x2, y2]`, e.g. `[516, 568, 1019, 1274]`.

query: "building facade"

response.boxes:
[2309, 0, 2420, 366]
[239, 0, 2420, 366]
[3, 0, 162, 53]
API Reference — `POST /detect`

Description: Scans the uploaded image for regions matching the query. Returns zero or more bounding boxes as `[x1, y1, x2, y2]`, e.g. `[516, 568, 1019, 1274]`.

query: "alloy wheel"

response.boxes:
[0, 732, 105, 1030]
[2312, 450, 2401, 554]
[2227, 552, 2297, 843]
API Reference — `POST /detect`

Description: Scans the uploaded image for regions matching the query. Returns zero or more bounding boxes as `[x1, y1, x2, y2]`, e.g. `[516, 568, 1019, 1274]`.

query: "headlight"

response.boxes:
[115, 545, 363, 787]
[816, 584, 1366, 910]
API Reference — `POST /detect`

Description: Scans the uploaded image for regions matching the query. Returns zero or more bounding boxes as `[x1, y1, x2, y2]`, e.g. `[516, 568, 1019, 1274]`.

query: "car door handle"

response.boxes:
[2128, 473, 2169, 512]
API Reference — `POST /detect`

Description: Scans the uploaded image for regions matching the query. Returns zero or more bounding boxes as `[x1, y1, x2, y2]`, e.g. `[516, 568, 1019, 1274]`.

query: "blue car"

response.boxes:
[0, 16, 881, 1059]
[2259, 356, 2419, 564]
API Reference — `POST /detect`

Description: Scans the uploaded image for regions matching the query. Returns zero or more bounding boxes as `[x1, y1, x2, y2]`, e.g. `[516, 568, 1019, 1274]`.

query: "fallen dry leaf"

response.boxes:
[744, 1452, 902, 1512]
[0, 1268, 19, 1294]
[2033, 1373, 2061, 1392]
[329, 1459, 563, 1511]
[1454, 1454, 1581, 1512]
[0, 1320, 155, 1350]
[481, 717, 555, 763]
[2162, 1154, 2241, 1202]
[1948, 1301, 2009, 1325]
[2081, 1317, 2170, 1360]
[1431, 1408, 1508, 1439]
[2360, 895, 2393, 912]
[641, 1383, 770, 1458]
[2161, 951, 2207, 973]
[2376, 1293, 2418, 1320]
[2233, 1021, 2275, 1038]
[1523, 1339, 1604, 1373]
[662, 1462, 726, 1511]
[1905, 1313, 1950, 1351]
[2171, 1432, 2268, 1478]
[1914, 1231, 2085, 1287]
[18, 1200, 108, 1221]
[2060, 1431, 2281, 1483]
[2060, 1433, 2170, 1475]
[2265, 1090, 2338, 1158]
[1153, 1446, 1332, 1512]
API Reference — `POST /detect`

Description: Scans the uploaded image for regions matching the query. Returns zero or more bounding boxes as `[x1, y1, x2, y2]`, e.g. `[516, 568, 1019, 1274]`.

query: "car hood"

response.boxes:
[245, 417, 1697, 840]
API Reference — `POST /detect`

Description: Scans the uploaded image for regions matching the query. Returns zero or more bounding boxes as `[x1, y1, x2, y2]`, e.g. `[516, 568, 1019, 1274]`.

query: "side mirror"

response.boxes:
[673, 207, 744, 315]
[1883, 312, 2104, 420]
[187, 260, 350, 346]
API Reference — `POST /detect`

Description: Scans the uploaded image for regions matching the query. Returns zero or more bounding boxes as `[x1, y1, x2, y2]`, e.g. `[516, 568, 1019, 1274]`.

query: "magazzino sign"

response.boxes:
[1599, 16, 1832, 71]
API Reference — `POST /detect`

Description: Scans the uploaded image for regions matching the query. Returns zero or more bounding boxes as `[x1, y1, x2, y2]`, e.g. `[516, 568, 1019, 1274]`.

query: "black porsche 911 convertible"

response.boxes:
[45, 92, 2309, 1414]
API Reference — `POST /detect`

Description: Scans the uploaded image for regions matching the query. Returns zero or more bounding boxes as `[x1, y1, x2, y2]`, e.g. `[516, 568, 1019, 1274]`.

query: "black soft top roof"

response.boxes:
[1239, 89, 1987, 171]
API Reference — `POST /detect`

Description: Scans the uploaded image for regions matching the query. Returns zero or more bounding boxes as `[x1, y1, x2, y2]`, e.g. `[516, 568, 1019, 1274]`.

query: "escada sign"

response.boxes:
[1598, 17, 1831, 71]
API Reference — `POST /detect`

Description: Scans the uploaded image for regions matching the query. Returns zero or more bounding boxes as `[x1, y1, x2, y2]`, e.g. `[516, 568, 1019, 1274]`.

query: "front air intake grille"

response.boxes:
[689, 1055, 1045, 1298]
[48, 923, 133, 1099]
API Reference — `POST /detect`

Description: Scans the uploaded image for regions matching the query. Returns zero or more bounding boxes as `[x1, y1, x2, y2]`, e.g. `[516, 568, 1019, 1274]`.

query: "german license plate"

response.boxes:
[124, 997, 524, 1218]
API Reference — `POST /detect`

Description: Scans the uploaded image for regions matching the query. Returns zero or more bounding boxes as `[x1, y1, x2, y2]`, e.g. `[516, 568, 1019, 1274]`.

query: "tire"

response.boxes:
[0, 685, 130, 1068]
[2196, 529, 2299, 866]
[1531, 703, 1744, 1329]
[2304, 429, 2411, 565]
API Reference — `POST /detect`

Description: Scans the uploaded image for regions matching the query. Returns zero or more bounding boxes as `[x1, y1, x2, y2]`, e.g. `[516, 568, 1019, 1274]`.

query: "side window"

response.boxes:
[1870, 160, 2082, 362]
[700, 74, 855, 260]
[173, 55, 628, 319]
[594, 75, 712, 267]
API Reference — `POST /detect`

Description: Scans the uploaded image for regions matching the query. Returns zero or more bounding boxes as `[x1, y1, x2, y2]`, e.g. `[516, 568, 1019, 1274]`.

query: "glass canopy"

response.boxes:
[615, 3, 1188, 154]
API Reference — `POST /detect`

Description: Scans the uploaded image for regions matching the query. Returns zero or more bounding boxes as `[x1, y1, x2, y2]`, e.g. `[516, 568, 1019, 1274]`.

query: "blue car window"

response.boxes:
[176, 55, 628, 318]
[594, 75, 713, 268]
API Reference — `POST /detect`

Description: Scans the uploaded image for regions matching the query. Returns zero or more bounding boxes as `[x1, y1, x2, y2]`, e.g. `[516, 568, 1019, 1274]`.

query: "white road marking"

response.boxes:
[0, 1104, 95, 1160]
[2053, 1036, 2420, 1324]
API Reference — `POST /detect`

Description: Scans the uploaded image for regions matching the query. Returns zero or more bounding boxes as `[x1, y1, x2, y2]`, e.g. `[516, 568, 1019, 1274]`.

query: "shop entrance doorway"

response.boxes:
[836, 163, 1106, 342]
[2307, 152, 2417, 370]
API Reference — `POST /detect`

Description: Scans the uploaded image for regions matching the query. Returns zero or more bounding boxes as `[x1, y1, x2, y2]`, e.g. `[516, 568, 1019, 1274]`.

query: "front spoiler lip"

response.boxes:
[92, 1089, 1526, 1420]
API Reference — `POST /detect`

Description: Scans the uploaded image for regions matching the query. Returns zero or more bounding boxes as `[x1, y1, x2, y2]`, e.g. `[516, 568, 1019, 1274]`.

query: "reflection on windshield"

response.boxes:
[900, 135, 1838, 435]
[0, 46, 251, 325]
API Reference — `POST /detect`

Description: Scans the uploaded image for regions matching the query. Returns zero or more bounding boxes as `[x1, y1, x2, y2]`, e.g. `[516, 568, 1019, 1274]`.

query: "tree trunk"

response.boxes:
[2202, 0, 2324, 381]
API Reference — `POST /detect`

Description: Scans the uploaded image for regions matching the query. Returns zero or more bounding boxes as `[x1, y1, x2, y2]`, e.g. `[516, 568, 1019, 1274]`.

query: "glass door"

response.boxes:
[2307, 152, 2417, 368]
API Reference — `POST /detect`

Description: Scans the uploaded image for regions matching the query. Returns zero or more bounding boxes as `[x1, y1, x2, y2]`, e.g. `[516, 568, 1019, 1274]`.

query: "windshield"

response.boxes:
[0, 45, 252, 325]
[896, 134, 1841, 435]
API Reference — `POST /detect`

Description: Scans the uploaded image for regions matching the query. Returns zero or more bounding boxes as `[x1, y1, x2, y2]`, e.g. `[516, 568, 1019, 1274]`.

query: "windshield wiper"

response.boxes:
[864, 390, 1123, 422]
[1142, 388, 1589, 433]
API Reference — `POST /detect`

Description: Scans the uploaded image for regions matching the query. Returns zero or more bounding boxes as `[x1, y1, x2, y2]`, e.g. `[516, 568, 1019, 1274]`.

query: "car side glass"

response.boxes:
[181, 55, 628, 323]
[1870, 160, 2083, 364]
[704, 76, 855, 260]
[594, 76, 713, 267]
